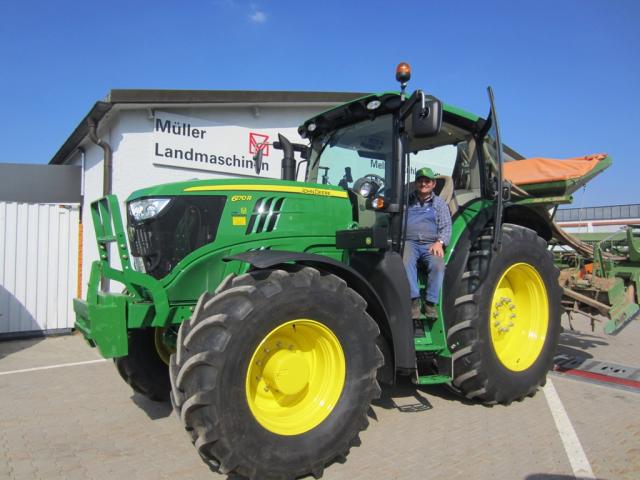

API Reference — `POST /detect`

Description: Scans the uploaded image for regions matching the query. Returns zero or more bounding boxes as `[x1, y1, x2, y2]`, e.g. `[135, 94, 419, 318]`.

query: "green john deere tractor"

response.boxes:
[74, 65, 607, 479]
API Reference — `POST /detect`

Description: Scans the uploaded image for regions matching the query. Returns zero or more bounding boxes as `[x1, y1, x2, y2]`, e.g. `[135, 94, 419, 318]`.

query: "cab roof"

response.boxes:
[298, 92, 482, 140]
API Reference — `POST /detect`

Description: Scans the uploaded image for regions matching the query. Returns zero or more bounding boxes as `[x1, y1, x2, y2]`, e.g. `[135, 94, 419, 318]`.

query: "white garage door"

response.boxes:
[0, 202, 79, 336]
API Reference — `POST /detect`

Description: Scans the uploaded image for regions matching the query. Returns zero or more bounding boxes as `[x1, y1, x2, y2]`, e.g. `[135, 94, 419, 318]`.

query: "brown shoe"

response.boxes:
[424, 303, 437, 318]
[411, 298, 421, 319]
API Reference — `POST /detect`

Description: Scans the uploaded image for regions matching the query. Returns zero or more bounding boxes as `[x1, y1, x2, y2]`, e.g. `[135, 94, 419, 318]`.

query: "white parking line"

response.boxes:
[543, 378, 595, 479]
[0, 358, 109, 376]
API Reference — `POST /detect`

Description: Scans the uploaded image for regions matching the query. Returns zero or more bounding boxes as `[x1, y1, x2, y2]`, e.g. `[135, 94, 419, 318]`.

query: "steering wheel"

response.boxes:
[352, 174, 385, 198]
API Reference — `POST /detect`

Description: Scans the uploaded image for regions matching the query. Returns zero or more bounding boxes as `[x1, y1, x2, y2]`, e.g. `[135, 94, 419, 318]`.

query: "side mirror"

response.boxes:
[409, 94, 443, 138]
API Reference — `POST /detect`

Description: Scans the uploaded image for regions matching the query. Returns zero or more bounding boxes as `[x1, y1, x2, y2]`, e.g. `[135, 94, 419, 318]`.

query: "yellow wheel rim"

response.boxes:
[154, 328, 175, 366]
[245, 319, 346, 436]
[490, 263, 549, 371]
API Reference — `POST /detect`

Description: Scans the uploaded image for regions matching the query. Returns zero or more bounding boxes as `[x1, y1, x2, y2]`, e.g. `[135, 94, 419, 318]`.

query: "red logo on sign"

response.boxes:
[249, 132, 270, 157]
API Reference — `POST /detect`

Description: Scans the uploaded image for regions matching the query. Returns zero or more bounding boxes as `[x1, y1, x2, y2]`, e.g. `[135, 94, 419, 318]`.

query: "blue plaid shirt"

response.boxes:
[406, 192, 452, 246]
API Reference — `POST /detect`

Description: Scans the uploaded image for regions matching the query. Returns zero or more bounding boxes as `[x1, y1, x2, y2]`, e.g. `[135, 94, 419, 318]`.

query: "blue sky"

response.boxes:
[1, 0, 638, 206]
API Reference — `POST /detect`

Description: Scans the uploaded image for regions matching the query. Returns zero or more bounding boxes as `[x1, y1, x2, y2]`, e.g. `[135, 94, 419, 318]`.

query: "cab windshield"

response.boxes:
[307, 115, 394, 186]
[307, 114, 463, 189]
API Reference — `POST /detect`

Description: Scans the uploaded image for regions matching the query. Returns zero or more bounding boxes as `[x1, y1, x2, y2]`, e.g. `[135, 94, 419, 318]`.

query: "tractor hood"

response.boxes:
[127, 178, 349, 202]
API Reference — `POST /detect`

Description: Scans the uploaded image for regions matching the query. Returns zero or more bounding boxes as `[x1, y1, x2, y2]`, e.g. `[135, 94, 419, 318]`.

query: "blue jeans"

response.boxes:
[403, 241, 445, 303]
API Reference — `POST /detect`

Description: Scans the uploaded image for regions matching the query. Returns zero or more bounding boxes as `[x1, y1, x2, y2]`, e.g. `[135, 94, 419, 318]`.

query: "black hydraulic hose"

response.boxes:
[87, 118, 113, 196]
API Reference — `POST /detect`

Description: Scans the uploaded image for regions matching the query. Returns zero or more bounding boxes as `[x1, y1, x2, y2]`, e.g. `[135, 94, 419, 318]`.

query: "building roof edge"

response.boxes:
[49, 90, 367, 165]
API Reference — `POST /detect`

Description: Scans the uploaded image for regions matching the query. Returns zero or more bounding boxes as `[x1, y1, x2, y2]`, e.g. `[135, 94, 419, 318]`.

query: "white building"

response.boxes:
[556, 204, 640, 234]
[1, 89, 362, 337]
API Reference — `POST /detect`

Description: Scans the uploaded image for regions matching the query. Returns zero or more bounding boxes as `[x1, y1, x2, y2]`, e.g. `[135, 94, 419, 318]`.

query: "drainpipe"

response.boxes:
[77, 147, 85, 299]
[87, 118, 113, 292]
[79, 146, 86, 199]
[87, 118, 113, 196]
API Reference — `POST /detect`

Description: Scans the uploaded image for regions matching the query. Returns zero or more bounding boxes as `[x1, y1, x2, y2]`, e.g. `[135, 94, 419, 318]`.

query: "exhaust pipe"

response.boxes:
[278, 134, 296, 181]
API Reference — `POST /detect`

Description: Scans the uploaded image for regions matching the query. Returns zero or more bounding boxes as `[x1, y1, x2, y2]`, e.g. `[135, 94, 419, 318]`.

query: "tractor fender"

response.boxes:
[503, 205, 552, 241]
[225, 250, 416, 377]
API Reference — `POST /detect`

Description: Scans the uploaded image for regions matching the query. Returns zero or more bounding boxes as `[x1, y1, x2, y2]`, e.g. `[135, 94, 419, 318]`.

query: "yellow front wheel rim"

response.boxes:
[490, 263, 549, 371]
[245, 319, 346, 436]
[154, 328, 174, 366]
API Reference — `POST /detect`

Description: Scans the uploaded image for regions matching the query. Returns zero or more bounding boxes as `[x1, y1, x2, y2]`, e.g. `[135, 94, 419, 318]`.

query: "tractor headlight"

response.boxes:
[132, 255, 146, 273]
[129, 198, 171, 221]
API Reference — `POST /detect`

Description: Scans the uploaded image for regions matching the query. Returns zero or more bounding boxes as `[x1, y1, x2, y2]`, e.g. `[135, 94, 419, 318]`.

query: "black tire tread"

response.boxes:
[447, 224, 562, 404]
[171, 267, 382, 480]
[114, 328, 171, 402]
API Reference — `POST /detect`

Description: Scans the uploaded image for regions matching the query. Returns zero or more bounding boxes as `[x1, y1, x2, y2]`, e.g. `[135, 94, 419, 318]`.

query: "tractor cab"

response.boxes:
[297, 63, 505, 254]
[303, 95, 476, 224]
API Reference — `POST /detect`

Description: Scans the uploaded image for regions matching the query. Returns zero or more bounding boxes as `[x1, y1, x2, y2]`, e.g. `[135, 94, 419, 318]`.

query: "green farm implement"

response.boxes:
[73, 64, 616, 479]
[555, 226, 640, 334]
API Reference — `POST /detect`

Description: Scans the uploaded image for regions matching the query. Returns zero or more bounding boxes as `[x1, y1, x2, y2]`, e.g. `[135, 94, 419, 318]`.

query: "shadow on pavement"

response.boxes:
[556, 329, 609, 360]
[375, 375, 503, 410]
[0, 336, 45, 361]
[415, 382, 482, 406]
[525, 475, 605, 480]
[373, 375, 434, 414]
[130, 393, 173, 420]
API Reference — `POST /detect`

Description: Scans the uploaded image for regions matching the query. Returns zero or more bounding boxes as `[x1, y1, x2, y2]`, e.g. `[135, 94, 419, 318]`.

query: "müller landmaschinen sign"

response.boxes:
[152, 111, 280, 178]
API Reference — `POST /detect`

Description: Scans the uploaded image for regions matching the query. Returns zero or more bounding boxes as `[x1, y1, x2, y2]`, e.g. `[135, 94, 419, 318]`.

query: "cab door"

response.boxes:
[481, 87, 506, 250]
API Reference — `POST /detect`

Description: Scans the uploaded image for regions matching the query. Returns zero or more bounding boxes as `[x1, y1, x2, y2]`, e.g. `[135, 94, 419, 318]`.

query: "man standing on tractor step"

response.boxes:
[403, 167, 452, 319]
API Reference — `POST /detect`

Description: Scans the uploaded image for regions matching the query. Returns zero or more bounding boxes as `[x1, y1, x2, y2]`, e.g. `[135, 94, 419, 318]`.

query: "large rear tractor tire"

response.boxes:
[447, 224, 562, 404]
[114, 328, 172, 402]
[170, 267, 382, 480]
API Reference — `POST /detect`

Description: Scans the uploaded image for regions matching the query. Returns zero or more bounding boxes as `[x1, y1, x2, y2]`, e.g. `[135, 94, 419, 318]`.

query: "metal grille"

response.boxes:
[127, 195, 226, 279]
[246, 197, 286, 234]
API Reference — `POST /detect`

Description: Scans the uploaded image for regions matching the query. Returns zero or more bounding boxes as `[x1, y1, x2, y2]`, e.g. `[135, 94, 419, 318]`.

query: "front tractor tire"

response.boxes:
[170, 267, 382, 480]
[114, 328, 172, 402]
[447, 224, 562, 404]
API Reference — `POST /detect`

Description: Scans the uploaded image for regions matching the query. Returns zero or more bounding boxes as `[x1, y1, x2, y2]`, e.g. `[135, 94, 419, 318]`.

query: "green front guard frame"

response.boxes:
[73, 195, 173, 358]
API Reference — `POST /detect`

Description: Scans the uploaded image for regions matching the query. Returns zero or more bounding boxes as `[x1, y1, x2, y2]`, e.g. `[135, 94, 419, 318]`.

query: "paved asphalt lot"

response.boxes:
[1, 316, 638, 480]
